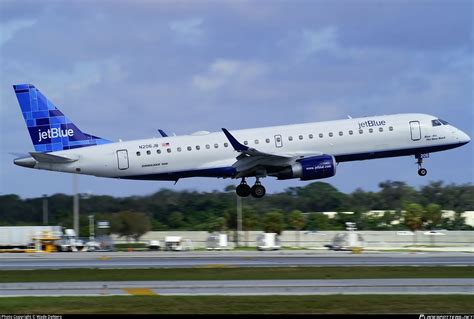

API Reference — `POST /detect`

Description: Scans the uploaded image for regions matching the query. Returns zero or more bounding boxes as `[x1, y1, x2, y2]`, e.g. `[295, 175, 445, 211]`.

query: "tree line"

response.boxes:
[0, 180, 472, 238]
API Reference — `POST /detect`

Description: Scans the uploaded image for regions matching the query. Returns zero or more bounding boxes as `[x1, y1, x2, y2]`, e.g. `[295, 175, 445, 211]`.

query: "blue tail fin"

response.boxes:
[13, 84, 111, 152]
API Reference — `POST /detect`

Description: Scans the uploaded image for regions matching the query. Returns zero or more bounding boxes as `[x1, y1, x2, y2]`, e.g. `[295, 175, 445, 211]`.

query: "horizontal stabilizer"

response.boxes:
[29, 152, 78, 163]
[9, 152, 30, 158]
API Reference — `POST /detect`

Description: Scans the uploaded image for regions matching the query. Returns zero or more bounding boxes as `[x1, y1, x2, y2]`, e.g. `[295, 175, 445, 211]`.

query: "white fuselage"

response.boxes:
[26, 113, 470, 181]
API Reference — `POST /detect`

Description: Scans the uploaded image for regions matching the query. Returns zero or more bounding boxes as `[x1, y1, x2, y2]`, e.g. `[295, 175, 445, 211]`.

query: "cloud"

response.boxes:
[169, 18, 204, 46]
[300, 27, 339, 57]
[0, 19, 36, 47]
[192, 59, 267, 91]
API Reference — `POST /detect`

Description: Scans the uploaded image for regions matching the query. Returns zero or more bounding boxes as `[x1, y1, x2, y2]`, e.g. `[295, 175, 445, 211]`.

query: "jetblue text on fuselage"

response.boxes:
[38, 128, 74, 143]
[358, 120, 386, 130]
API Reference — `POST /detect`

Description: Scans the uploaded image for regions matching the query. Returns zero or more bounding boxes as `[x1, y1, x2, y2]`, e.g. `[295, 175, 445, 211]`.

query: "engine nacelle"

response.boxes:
[275, 154, 336, 181]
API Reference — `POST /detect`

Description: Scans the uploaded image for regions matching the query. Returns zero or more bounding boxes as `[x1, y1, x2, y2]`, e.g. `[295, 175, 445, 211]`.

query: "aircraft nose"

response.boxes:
[457, 130, 471, 144]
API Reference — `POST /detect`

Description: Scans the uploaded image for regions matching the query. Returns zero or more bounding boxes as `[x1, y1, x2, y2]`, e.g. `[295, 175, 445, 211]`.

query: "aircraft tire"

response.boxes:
[251, 184, 266, 198]
[418, 168, 427, 176]
[236, 184, 251, 197]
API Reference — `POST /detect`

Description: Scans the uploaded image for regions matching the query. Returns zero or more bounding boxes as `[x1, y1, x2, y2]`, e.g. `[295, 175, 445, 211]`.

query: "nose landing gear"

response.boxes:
[416, 154, 428, 176]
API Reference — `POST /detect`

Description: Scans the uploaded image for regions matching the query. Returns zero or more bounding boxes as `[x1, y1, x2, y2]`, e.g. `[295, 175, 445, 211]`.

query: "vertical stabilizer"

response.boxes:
[13, 84, 111, 152]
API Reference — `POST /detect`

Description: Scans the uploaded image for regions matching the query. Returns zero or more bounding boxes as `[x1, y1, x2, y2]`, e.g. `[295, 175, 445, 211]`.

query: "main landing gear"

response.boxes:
[416, 154, 428, 176]
[236, 178, 266, 198]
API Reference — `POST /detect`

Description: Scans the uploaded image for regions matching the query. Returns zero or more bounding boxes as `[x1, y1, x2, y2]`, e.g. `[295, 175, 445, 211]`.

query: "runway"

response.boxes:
[0, 251, 473, 269]
[1, 278, 472, 297]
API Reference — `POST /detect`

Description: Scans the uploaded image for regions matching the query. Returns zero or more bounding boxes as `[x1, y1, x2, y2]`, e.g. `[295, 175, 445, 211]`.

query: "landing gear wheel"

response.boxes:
[236, 183, 251, 197]
[418, 168, 427, 176]
[251, 184, 266, 198]
[415, 154, 428, 177]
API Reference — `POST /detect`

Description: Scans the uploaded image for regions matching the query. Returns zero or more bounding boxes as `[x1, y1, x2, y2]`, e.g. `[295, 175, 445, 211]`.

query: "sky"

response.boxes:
[0, 0, 473, 199]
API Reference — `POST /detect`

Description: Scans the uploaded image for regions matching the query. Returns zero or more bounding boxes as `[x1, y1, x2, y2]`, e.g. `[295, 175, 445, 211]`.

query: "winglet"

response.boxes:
[158, 129, 168, 137]
[222, 128, 248, 152]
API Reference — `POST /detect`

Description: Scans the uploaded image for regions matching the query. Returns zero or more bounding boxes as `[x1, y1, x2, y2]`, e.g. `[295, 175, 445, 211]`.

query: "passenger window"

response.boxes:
[359, 129, 363, 134]
[369, 128, 373, 133]
[329, 132, 333, 137]
[214, 143, 219, 148]
[147, 150, 151, 155]
[136, 151, 141, 156]
[205, 144, 210, 149]
[309, 134, 313, 139]
[187, 146, 192, 151]
[254, 139, 259, 144]
[196, 145, 200, 150]
[288, 136, 293, 141]
[177, 147, 182, 152]
[265, 138, 270, 143]
[319, 133, 323, 138]
[244, 141, 248, 145]
[339, 131, 343, 136]
[167, 148, 171, 153]
[349, 130, 353, 135]
[224, 142, 229, 147]
[389, 126, 393, 131]
[299, 135, 303, 140]
[157, 149, 161, 154]
[379, 127, 383, 132]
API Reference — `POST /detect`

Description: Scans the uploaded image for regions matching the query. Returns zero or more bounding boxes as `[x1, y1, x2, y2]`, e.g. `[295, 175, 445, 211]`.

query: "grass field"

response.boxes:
[1, 295, 473, 314]
[0, 266, 472, 283]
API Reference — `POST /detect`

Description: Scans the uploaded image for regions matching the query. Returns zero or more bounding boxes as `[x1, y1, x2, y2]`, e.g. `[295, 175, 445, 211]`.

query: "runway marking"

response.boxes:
[98, 256, 110, 261]
[123, 288, 157, 295]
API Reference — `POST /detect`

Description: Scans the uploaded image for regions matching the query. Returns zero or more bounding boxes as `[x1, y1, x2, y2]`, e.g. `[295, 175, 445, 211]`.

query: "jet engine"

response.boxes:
[275, 154, 336, 180]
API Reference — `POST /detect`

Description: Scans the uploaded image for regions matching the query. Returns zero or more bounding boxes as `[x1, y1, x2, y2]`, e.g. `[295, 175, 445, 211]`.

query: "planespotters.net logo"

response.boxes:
[420, 315, 474, 319]
[38, 128, 74, 143]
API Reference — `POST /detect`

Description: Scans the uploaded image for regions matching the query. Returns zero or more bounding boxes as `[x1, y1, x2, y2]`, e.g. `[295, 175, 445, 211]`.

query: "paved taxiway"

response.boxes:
[0, 251, 473, 269]
[1, 278, 472, 297]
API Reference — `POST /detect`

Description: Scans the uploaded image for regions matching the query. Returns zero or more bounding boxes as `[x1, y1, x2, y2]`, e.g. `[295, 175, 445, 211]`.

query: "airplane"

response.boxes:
[12, 84, 471, 198]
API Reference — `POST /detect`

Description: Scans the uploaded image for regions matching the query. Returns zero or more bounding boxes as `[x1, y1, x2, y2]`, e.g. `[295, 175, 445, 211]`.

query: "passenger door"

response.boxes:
[409, 121, 421, 141]
[116, 149, 129, 170]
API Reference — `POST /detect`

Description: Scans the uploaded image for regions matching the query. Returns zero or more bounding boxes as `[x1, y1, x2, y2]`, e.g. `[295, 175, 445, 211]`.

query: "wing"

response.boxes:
[222, 128, 322, 178]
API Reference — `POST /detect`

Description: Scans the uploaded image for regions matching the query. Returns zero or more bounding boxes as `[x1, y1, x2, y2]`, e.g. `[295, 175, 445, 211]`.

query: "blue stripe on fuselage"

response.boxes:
[335, 142, 468, 162]
[120, 166, 237, 181]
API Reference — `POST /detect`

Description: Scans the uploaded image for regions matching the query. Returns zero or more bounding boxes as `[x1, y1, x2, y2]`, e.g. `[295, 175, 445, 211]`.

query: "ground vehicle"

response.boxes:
[164, 236, 193, 251]
[54, 229, 85, 252]
[0, 226, 62, 249]
[206, 233, 231, 250]
[256, 233, 281, 251]
[148, 240, 161, 251]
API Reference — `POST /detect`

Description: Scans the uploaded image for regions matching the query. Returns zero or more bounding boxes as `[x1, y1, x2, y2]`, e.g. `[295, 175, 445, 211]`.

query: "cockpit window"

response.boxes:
[432, 119, 449, 126]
